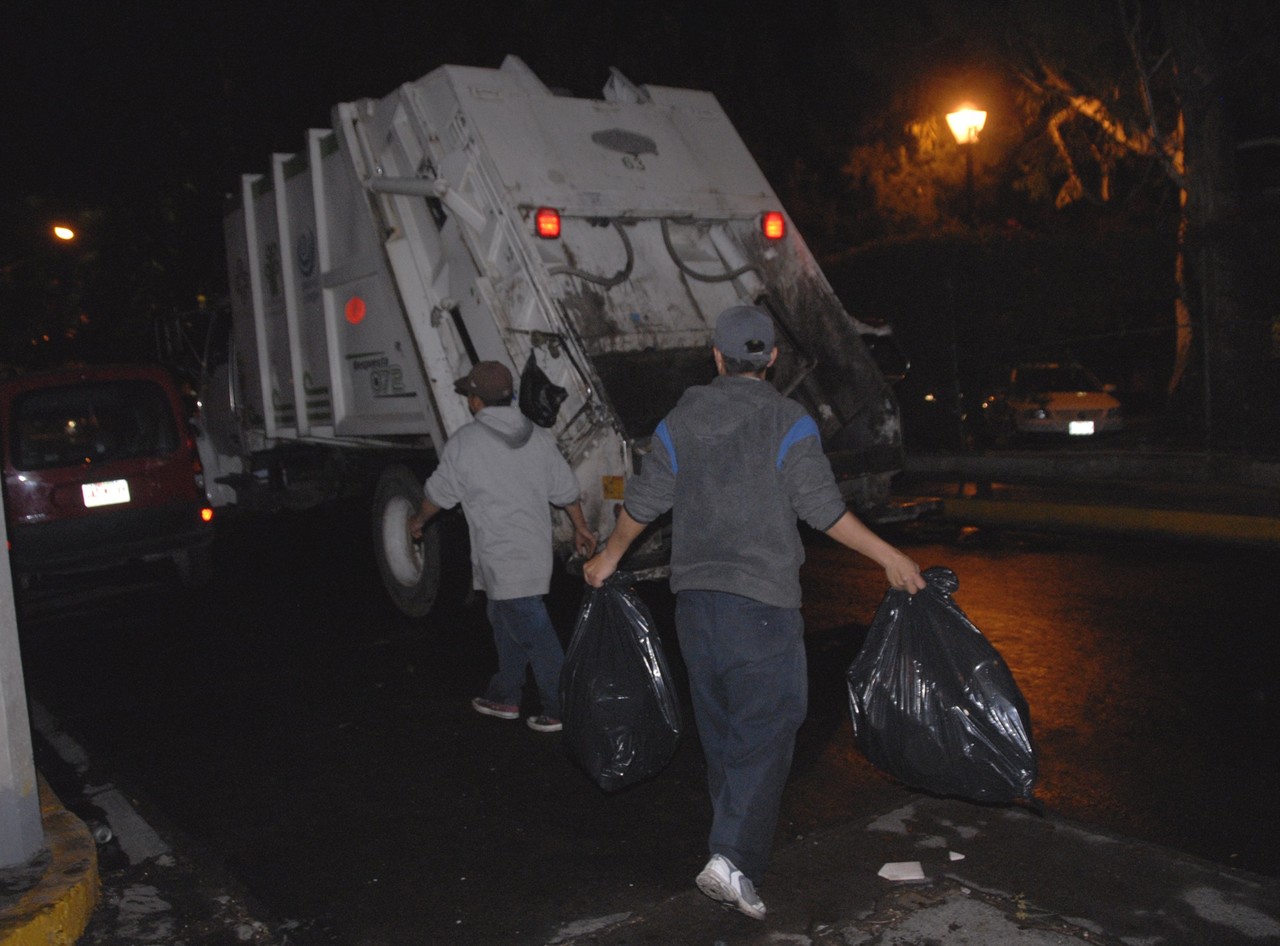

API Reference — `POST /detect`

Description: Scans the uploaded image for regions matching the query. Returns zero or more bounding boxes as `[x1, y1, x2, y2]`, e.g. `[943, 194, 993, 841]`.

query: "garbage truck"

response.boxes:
[196, 55, 926, 618]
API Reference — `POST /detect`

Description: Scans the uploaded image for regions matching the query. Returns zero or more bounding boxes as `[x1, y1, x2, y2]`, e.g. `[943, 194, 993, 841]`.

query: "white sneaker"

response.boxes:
[695, 854, 766, 920]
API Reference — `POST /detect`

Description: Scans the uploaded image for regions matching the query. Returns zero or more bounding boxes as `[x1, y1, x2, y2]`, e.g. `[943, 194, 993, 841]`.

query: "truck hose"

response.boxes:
[660, 218, 758, 283]
[549, 220, 634, 288]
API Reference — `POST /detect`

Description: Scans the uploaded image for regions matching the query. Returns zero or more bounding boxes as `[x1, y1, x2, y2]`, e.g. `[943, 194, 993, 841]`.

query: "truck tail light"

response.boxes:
[535, 207, 561, 239]
[762, 211, 786, 240]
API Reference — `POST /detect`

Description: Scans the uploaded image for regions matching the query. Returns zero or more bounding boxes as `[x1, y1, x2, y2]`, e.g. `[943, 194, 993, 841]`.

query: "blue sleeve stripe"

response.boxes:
[655, 419, 677, 475]
[777, 415, 819, 469]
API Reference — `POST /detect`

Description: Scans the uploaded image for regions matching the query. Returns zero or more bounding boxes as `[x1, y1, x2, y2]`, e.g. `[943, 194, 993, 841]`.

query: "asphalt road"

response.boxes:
[15, 494, 1280, 944]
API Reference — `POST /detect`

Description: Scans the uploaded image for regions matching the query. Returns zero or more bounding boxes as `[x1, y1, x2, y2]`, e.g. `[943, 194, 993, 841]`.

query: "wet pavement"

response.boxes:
[549, 794, 1280, 945]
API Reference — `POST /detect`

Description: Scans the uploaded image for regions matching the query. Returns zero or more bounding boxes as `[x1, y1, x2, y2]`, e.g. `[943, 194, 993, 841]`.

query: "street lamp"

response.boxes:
[943, 106, 987, 451]
[2, 224, 79, 275]
[946, 106, 987, 225]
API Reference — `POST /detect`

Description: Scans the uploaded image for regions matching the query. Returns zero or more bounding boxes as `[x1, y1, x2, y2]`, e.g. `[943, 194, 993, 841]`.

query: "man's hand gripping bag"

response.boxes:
[561, 574, 683, 792]
[846, 566, 1037, 803]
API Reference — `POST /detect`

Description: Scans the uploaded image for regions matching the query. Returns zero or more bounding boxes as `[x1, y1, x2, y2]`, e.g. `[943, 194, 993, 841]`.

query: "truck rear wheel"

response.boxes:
[372, 465, 441, 617]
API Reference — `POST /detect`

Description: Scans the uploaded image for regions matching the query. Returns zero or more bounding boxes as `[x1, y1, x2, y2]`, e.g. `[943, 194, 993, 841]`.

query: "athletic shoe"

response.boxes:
[695, 854, 766, 920]
[471, 697, 519, 720]
[526, 715, 563, 733]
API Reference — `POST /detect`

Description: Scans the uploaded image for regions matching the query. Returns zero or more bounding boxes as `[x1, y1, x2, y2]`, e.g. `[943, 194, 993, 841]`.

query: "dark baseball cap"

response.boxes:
[454, 361, 513, 401]
[713, 305, 776, 366]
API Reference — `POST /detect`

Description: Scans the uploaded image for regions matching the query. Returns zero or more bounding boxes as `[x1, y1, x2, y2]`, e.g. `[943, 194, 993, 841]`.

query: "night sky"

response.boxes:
[5, 0, 893, 313]
[4, 2, 865, 212]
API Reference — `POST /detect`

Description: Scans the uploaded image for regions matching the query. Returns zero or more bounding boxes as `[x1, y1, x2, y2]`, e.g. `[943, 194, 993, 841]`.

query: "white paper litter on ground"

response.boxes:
[949, 851, 966, 861]
[878, 861, 926, 881]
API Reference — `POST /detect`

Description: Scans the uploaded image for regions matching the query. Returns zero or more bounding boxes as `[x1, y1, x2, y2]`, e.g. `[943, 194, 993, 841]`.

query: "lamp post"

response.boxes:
[943, 106, 987, 452]
[946, 106, 987, 226]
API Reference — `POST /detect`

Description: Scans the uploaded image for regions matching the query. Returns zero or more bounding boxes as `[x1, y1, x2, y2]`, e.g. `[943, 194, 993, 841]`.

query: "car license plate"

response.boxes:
[1068, 420, 1096, 436]
[83, 479, 131, 507]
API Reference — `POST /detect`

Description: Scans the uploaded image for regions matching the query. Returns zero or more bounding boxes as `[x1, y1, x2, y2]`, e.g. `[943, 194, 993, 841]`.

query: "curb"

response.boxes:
[932, 495, 1280, 546]
[0, 776, 99, 946]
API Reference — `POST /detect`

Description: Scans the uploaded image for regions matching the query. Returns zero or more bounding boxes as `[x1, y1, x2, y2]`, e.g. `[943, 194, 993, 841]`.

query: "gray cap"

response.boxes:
[713, 305, 775, 366]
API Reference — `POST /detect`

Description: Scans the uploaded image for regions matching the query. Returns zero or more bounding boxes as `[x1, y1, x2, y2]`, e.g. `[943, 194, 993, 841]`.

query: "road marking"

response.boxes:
[28, 700, 170, 863]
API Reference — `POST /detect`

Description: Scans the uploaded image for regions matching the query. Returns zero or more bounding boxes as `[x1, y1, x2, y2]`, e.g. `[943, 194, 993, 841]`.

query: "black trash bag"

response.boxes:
[519, 352, 567, 428]
[561, 574, 683, 792]
[846, 566, 1037, 803]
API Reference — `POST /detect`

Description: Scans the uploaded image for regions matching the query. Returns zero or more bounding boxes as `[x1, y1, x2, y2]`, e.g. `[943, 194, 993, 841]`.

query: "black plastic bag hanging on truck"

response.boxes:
[846, 566, 1037, 803]
[519, 351, 567, 428]
[561, 573, 683, 792]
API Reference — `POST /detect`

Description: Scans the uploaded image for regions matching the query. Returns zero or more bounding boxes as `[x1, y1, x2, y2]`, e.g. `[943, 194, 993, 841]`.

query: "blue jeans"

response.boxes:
[484, 595, 564, 718]
[675, 590, 807, 885]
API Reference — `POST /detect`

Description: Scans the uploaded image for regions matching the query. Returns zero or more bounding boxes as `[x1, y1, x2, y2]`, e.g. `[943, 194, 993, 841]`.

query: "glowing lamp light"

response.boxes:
[52, 225, 76, 241]
[762, 211, 786, 240]
[200, 507, 215, 523]
[535, 207, 562, 239]
[946, 107, 987, 145]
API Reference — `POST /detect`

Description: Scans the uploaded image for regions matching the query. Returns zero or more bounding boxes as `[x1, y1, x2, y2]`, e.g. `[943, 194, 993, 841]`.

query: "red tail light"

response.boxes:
[535, 207, 561, 239]
[762, 211, 786, 240]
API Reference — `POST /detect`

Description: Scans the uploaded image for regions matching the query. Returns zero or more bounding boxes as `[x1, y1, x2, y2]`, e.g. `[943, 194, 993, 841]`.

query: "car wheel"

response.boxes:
[371, 464, 441, 618]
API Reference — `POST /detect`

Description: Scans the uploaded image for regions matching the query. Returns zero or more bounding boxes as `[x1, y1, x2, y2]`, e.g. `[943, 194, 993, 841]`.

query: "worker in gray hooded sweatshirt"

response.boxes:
[409, 361, 596, 733]
[584, 305, 924, 920]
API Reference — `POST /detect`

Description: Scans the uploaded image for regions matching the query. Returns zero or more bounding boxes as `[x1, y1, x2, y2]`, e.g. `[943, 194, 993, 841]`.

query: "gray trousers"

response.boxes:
[675, 590, 807, 885]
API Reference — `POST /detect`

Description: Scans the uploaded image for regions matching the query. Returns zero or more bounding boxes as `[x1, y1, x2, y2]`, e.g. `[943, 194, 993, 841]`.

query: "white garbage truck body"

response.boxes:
[200, 55, 918, 616]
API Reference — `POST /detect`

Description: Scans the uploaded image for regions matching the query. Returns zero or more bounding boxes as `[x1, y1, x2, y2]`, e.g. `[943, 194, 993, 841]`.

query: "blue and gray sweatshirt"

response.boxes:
[623, 374, 848, 609]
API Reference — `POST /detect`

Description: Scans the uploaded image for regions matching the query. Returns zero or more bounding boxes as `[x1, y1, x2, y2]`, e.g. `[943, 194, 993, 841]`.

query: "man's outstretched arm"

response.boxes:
[825, 511, 926, 593]
[582, 507, 647, 587]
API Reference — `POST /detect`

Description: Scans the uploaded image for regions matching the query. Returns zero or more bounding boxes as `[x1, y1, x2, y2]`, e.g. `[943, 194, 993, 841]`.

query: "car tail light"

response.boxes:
[535, 207, 561, 239]
[762, 211, 786, 240]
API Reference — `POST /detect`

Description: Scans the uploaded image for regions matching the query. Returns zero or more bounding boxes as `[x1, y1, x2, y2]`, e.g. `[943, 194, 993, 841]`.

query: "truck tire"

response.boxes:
[372, 465, 441, 617]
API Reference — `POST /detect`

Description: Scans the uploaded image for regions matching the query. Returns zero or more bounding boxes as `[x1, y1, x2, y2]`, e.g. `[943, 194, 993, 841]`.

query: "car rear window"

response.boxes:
[10, 379, 180, 471]
[1014, 365, 1101, 394]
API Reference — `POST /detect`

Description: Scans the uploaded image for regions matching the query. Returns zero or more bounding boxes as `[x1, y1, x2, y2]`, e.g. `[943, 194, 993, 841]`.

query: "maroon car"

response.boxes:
[2, 364, 215, 589]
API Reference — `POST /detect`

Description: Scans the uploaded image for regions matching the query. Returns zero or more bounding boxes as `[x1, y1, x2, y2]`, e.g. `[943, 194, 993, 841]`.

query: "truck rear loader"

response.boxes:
[197, 55, 919, 617]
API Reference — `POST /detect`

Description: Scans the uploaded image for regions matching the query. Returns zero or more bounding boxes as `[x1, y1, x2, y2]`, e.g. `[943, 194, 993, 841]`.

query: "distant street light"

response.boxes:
[947, 106, 987, 226]
[1, 223, 79, 275]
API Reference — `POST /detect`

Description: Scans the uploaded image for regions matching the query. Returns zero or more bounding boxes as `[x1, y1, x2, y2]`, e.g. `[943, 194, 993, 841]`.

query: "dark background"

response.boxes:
[2, 1, 870, 293]
[4, 1, 1278, 450]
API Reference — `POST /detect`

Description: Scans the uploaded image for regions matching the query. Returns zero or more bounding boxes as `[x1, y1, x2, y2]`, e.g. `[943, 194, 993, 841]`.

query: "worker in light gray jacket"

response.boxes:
[410, 361, 596, 733]
[585, 305, 924, 920]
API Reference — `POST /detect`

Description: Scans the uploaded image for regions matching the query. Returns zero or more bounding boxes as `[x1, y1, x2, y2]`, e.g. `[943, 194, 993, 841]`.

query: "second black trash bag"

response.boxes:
[518, 352, 567, 428]
[846, 566, 1037, 804]
[561, 574, 683, 792]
